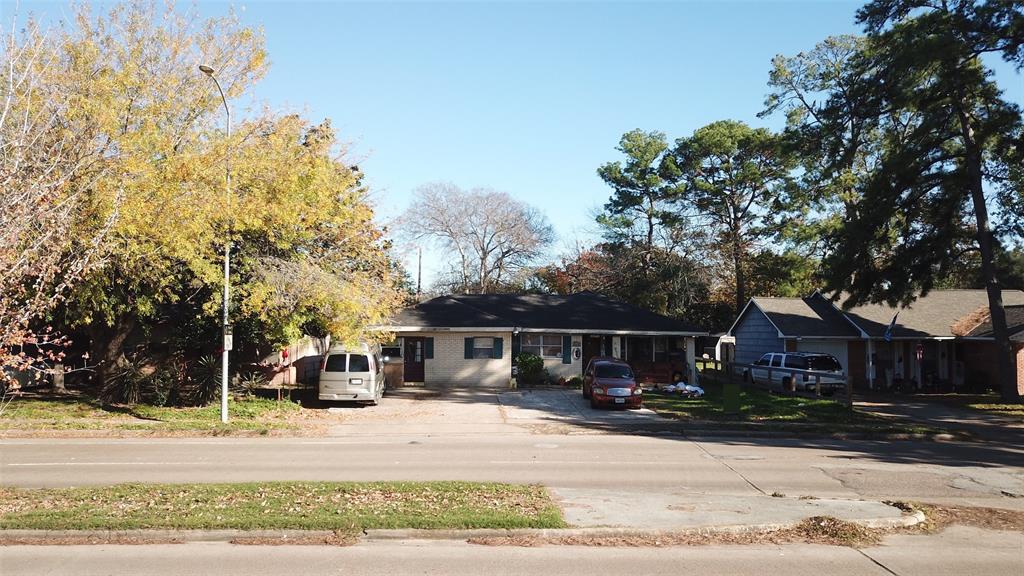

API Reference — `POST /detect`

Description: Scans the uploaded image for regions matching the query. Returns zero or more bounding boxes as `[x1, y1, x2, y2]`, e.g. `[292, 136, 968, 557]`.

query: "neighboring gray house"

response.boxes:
[727, 290, 1024, 394]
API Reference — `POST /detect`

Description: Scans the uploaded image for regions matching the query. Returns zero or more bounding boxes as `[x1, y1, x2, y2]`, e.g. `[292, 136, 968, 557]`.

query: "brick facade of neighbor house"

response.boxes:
[1016, 344, 1024, 396]
[727, 290, 1024, 394]
[421, 331, 513, 387]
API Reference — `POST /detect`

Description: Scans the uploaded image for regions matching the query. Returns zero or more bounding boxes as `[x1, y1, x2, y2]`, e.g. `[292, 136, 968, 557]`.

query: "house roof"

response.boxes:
[390, 296, 512, 329]
[962, 305, 1024, 343]
[731, 289, 1024, 340]
[387, 292, 706, 335]
[837, 290, 1024, 339]
[749, 294, 860, 338]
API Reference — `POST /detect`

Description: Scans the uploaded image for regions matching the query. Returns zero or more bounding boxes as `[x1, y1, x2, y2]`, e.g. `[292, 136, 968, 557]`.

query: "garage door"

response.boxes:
[796, 340, 849, 376]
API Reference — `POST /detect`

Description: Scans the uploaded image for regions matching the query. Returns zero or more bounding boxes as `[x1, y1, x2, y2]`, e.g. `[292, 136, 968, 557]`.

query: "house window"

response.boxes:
[522, 334, 562, 359]
[473, 337, 496, 359]
[381, 341, 402, 360]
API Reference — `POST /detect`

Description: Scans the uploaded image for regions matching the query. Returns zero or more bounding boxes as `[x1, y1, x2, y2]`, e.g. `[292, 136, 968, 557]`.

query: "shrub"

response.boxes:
[516, 352, 545, 386]
[143, 366, 179, 406]
[235, 370, 268, 397]
[99, 357, 146, 405]
[567, 376, 583, 389]
[188, 355, 221, 406]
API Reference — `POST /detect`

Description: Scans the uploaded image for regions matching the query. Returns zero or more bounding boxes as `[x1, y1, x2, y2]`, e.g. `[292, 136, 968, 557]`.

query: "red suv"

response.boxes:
[583, 357, 642, 409]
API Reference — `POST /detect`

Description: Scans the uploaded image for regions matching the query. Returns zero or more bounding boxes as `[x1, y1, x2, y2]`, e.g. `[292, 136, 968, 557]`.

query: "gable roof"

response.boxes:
[747, 293, 861, 338]
[730, 289, 1024, 340]
[387, 292, 706, 335]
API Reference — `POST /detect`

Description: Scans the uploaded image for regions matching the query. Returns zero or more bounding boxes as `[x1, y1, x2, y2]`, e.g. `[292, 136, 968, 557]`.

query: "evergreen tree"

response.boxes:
[825, 0, 1024, 401]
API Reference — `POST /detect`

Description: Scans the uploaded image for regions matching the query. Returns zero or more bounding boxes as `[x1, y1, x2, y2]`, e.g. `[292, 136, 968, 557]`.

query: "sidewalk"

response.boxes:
[549, 488, 913, 532]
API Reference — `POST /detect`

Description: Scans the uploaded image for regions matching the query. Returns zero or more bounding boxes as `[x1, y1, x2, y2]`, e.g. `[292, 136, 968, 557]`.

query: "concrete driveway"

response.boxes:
[324, 387, 662, 436]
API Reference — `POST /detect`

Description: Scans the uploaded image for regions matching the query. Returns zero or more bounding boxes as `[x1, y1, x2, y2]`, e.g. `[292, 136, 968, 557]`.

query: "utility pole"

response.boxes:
[416, 247, 422, 299]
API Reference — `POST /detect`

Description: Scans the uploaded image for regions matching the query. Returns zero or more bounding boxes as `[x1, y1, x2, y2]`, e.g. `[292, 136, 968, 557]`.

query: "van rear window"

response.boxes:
[807, 356, 842, 371]
[324, 354, 347, 372]
[348, 355, 370, 372]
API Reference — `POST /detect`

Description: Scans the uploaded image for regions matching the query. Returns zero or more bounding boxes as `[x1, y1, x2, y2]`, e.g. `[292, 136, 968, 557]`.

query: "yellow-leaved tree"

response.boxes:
[4, 1, 405, 396]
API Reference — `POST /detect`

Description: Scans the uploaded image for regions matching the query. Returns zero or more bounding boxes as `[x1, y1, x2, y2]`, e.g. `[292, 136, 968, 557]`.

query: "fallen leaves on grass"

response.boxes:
[0, 482, 565, 531]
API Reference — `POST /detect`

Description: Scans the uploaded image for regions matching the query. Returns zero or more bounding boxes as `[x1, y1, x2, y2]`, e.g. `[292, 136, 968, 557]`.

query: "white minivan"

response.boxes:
[319, 344, 386, 405]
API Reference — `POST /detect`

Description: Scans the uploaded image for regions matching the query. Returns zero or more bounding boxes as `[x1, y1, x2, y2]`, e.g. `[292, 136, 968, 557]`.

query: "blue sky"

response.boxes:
[11, 1, 1024, 285]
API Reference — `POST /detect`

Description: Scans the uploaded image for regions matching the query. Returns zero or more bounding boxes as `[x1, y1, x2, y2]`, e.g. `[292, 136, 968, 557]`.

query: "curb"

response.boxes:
[0, 511, 926, 544]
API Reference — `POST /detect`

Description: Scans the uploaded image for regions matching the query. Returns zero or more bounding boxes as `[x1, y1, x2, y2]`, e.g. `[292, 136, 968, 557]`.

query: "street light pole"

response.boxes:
[200, 64, 231, 424]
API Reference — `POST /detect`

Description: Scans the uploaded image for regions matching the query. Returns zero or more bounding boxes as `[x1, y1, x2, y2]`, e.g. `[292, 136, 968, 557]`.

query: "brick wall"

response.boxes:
[422, 331, 512, 387]
[1016, 344, 1024, 396]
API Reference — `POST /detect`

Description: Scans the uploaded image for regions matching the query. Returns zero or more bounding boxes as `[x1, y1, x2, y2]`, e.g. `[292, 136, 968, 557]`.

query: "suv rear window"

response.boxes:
[348, 354, 370, 372]
[324, 354, 347, 372]
[784, 356, 808, 369]
[595, 364, 633, 379]
[807, 355, 842, 371]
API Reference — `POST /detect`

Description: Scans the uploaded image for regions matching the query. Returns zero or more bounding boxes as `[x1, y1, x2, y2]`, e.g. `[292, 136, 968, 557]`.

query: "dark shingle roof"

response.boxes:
[751, 294, 860, 338]
[390, 296, 511, 328]
[736, 290, 1024, 340]
[838, 290, 1024, 338]
[388, 292, 705, 334]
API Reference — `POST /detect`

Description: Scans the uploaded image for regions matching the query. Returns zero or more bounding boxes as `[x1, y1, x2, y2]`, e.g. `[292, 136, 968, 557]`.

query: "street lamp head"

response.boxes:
[199, 64, 215, 76]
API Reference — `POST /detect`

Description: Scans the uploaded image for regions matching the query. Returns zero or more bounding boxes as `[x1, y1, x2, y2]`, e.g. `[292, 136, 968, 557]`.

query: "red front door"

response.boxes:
[404, 337, 425, 382]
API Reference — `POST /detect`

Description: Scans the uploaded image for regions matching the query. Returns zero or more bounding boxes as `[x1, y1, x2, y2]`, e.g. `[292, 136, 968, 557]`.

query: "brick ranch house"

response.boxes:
[377, 292, 707, 387]
[725, 289, 1024, 394]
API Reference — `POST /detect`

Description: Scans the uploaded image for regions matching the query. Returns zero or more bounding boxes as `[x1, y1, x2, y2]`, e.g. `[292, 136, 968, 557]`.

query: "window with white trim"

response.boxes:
[381, 340, 402, 360]
[521, 334, 562, 359]
[473, 337, 496, 359]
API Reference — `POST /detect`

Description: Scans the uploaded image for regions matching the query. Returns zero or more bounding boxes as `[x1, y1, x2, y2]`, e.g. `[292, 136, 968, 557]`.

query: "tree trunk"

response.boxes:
[89, 314, 137, 387]
[733, 235, 746, 315]
[956, 93, 1018, 402]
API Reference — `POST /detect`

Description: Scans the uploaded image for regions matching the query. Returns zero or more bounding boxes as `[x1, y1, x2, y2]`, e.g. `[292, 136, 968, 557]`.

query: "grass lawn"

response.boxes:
[882, 392, 1024, 422]
[963, 402, 1024, 421]
[644, 375, 938, 434]
[0, 482, 566, 531]
[0, 395, 303, 434]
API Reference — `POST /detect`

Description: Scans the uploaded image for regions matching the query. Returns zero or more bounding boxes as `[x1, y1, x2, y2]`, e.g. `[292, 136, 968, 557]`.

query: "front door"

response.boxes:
[403, 337, 425, 383]
[583, 335, 602, 370]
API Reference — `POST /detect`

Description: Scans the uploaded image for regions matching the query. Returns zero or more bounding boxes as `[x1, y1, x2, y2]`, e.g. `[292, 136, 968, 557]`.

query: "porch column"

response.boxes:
[913, 340, 922, 389]
[866, 339, 875, 390]
[651, 336, 656, 362]
[686, 337, 697, 384]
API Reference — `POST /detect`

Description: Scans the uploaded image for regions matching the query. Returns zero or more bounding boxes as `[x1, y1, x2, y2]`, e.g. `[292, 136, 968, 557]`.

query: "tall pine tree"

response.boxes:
[825, 0, 1024, 401]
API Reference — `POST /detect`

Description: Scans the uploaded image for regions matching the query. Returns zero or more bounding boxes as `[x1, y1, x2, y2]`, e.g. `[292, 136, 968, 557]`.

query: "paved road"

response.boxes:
[2, 526, 1021, 576]
[3, 433, 1023, 502]
[2, 390, 1022, 575]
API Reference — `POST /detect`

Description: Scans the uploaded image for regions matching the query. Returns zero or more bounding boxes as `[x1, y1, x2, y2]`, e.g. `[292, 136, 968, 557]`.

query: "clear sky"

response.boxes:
[10, 1, 1024, 285]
